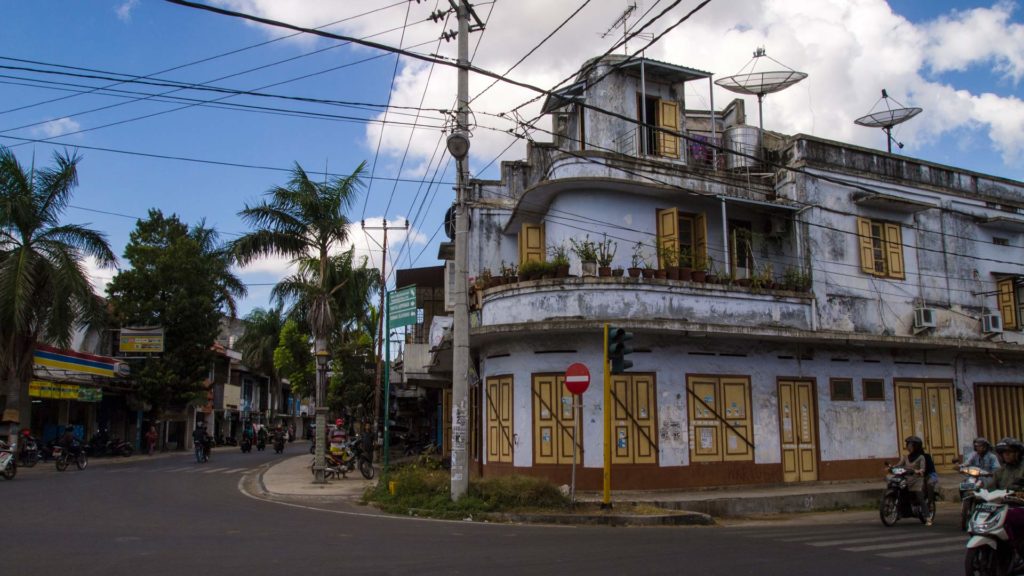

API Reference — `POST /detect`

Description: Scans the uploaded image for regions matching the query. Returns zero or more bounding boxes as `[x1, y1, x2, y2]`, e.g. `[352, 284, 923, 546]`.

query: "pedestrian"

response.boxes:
[145, 425, 158, 456]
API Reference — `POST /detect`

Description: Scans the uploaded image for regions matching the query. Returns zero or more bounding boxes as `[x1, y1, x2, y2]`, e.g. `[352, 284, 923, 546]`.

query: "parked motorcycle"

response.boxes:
[323, 434, 375, 480]
[0, 440, 16, 480]
[880, 464, 935, 526]
[17, 430, 40, 468]
[964, 488, 1024, 575]
[107, 436, 134, 457]
[52, 443, 88, 471]
[959, 465, 994, 532]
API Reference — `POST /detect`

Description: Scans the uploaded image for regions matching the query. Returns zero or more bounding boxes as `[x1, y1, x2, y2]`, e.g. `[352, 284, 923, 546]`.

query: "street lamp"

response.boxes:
[446, 131, 470, 161]
[312, 337, 329, 484]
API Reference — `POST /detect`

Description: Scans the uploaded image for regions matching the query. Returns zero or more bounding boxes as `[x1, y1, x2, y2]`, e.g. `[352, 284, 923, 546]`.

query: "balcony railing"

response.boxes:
[611, 127, 765, 173]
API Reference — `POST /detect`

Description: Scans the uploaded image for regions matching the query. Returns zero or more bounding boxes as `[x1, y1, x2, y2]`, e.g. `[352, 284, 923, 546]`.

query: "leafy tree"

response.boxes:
[273, 318, 314, 399]
[106, 210, 245, 414]
[0, 147, 115, 434]
[235, 305, 285, 414]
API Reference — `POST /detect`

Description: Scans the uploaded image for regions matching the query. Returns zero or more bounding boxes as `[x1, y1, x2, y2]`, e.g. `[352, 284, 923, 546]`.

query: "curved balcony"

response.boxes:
[473, 276, 815, 340]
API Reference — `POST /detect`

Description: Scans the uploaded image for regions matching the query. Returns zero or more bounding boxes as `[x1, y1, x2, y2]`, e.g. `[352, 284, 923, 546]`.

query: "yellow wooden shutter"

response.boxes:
[656, 208, 679, 268]
[857, 218, 874, 274]
[486, 376, 513, 463]
[688, 376, 720, 462]
[998, 278, 1018, 330]
[657, 100, 679, 158]
[721, 377, 753, 462]
[533, 375, 559, 465]
[884, 223, 905, 279]
[694, 213, 707, 269]
[518, 223, 545, 265]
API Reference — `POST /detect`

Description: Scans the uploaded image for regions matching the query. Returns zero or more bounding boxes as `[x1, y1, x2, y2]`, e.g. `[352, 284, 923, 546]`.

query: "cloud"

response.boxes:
[116, 0, 139, 22]
[208, 1, 1024, 177]
[85, 256, 116, 296]
[32, 117, 81, 139]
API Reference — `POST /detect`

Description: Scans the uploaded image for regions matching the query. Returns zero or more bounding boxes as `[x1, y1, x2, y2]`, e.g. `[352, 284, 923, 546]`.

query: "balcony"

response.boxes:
[472, 276, 815, 339]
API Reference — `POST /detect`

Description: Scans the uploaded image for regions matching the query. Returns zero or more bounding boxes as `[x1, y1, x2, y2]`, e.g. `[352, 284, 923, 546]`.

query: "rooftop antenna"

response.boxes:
[715, 47, 808, 133]
[601, 2, 644, 54]
[854, 89, 922, 154]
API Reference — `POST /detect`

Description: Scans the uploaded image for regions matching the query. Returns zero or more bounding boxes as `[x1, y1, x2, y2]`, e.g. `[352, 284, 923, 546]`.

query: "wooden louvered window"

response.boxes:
[857, 217, 905, 280]
[997, 278, 1020, 331]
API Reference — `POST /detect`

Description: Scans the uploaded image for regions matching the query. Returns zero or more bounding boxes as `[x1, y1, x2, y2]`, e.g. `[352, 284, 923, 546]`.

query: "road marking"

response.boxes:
[777, 530, 881, 542]
[202, 467, 230, 474]
[879, 543, 968, 558]
[843, 536, 965, 552]
[809, 533, 924, 546]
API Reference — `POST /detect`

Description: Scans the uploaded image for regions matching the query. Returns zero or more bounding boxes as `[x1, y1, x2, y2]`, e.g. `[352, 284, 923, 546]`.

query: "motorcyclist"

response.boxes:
[256, 424, 268, 449]
[58, 424, 81, 457]
[893, 435, 928, 520]
[993, 437, 1024, 490]
[192, 422, 212, 456]
[956, 437, 1000, 474]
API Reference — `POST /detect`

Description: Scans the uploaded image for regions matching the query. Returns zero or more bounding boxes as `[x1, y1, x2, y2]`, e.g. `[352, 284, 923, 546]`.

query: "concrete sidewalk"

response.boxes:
[255, 455, 962, 524]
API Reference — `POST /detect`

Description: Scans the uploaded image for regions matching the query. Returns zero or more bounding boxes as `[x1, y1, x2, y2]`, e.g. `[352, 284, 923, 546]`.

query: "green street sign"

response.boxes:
[388, 285, 418, 329]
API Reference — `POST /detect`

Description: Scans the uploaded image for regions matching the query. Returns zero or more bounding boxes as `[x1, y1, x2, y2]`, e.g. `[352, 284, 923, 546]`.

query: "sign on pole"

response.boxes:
[387, 285, 417, 329]
[564, 363, 590, 395]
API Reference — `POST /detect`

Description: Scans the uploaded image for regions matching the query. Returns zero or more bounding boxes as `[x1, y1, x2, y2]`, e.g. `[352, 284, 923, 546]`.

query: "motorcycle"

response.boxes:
[0, 440, 16, 480]
[272, 435, 285, 454]
[52, 443, 88, 471]
[195, 437, 211, 463]
[240, 436, 252, 453]
[106, 435, 134, 457]
[16, 430, 40, 468]
[960, 465, 995, 531]
[323, 434, 375, 480]
[880, 464, 935, 526]
[964, 488, 1024, 575]
[256, 436, 266, 452]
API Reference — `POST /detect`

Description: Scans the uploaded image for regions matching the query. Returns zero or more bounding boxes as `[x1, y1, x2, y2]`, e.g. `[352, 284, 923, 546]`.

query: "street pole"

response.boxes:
[450, 0, 471, 500]
[312, 337, 328, 484]
[371, 219, 389, 442]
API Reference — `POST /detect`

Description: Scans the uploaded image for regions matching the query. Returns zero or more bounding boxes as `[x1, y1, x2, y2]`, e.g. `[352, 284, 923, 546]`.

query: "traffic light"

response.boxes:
[606, 325, 634, 374]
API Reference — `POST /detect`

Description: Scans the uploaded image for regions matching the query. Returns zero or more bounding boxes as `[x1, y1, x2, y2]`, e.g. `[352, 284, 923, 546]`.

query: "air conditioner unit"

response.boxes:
[982, 313, 1004, 334]
[913, 308, 937, 330]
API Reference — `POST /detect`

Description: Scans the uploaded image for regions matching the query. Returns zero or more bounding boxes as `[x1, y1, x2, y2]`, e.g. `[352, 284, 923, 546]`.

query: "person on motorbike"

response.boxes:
[58, 425, 81, 457]
[892, 435, 928, 522]
[993, 437, 1024, 490]
[192, 422, 212, 457]
[956, 437, 1000, 474]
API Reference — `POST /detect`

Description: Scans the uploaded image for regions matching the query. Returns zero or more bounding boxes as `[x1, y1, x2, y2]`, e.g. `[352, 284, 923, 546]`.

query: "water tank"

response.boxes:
[724, 125, 762, 171]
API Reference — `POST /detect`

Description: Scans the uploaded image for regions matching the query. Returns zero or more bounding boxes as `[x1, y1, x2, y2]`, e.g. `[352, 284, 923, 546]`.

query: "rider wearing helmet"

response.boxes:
[894, 435, 928, 514]
[993, 437, 1024, 490]
[958, 437, 1000, 474]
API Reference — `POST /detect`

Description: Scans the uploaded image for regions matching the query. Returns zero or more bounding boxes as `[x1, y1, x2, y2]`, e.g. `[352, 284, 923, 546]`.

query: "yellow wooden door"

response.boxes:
[610, 374, 658, 465]
[895, 381, 957, 465]
[688, 376, 720, 463]
[688, 376, 754, 463]
[486, 376, 513, 463]
[656, 208, 679, 269]
[532, 374, 579, 465]
[778, 380, 818, 482]
[657, 99, 679, 158]
[518, 223, 545, 265]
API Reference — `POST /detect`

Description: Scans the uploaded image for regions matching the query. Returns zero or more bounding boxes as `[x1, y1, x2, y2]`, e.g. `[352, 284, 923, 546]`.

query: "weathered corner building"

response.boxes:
[415, 54, 1024, 490]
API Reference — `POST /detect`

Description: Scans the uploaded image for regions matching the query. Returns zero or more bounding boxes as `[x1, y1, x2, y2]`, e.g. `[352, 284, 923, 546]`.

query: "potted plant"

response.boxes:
[658, 243, 679, 280]
[750, 262, 773, 291]
[500, 261, 519, 284]
[612, 266, 625, 277]
[678, 246, 693, 282]
[596, 235, 617, 277]
[783, 265, 810, 292]
[570, 235, 599, 277]
[518, 259, 544, 281]
[628, 241, 646, 278]
[548, 243, 570, 278]
[704, 256, 719, 284]
[692, 252, 708, 283]
[475, 268, 493, 290]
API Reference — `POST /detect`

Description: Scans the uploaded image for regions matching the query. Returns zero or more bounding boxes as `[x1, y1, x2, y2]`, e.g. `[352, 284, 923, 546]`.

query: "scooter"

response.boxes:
[17, 430, 40, 468]
[272, 435, 285, 454]
[879, 464, 935, 526]
[960, 465, 995, 531]
[240, 436, 252, 453]
[964, 488, 1024, 575]
[323, 434, 375, 480]
[0, 440, 16, 480]
[256, 436, 266, 452]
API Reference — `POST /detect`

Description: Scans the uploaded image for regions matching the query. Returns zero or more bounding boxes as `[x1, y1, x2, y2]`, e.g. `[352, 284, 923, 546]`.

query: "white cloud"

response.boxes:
[85, 256, 116, 296]
[116, 0, 139, 22]
[209, 0, 1024, 177]
[32, 117, 81, 139]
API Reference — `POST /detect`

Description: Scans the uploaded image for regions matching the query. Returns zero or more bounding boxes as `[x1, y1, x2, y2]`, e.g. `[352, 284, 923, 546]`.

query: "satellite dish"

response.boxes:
[715, 48, 807, 133]
[855, 89, 922, 153]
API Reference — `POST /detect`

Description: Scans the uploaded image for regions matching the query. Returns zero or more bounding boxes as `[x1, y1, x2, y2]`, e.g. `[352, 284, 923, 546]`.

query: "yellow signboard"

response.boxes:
[29, 380, 102, 402]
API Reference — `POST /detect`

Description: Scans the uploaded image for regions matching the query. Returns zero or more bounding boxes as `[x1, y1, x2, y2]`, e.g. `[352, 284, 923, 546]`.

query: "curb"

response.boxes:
[485, 510, 715, 526]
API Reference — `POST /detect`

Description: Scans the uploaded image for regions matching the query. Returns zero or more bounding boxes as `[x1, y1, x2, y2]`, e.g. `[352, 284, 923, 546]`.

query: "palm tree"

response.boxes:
[230, 160, 366, 481]
[0, 147, 116, 437]
[235, 305, 285, 414]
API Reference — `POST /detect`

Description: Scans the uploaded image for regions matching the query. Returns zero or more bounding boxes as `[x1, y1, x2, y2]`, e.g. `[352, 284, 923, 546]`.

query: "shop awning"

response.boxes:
[33, 343, 129, 380]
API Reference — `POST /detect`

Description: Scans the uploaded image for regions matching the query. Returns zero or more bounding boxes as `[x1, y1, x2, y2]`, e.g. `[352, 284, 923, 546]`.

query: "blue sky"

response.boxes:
[1, 0, 1022, 318]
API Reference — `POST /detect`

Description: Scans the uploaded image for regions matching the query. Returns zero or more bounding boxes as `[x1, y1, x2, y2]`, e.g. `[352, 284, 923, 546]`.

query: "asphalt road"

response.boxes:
[4, 446, 970, 576]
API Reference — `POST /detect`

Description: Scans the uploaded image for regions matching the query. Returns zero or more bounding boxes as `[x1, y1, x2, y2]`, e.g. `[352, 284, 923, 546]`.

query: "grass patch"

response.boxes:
[366, 462, 569, 519]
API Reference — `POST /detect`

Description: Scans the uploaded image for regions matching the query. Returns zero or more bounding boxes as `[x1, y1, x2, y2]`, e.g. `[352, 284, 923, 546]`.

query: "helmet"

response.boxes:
[974, 437, 992, 450]
[996, 437, 1023, 453]
[904, 435, 923, 447]
[335, 418, 344, 427]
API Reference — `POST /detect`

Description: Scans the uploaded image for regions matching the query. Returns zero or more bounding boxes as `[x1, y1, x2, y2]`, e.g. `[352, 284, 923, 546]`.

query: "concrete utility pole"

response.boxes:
[449, 0, 473, 500]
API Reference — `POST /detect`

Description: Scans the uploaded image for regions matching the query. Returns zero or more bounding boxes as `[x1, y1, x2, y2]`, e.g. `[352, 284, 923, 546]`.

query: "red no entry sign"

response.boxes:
[564, 362, 590, 395]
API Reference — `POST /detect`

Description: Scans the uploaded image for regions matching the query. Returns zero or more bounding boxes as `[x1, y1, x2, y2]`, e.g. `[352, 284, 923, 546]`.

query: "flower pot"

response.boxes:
[555, 265, 570, 278]
[654, 269, 667, 279]
[581, 261, 598, 277]
[612, 268, 625, 277]
[680, 267, 693, 282]
[598, 266, 612, 277]
[641, 269, 655, 279]
[666, 266, 680, 281]
[691, 270, 707, 283]
[627, 267, 642, 278]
